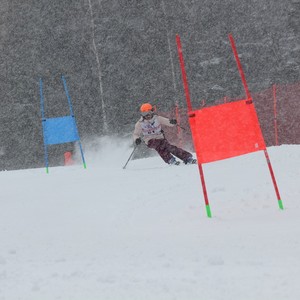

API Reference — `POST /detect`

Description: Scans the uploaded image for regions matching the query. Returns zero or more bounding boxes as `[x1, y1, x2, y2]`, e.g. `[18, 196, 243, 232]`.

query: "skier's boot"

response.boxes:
[168, 157, 180, 166]
[184, 157, 197, 165]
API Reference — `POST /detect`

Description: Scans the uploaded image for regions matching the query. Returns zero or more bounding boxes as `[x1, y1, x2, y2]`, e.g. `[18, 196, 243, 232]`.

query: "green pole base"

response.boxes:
[278, 199, 284, 210]
[83, 162, 87, 169]
[206, 204, 212, 218]
[46, 167, 49, 174]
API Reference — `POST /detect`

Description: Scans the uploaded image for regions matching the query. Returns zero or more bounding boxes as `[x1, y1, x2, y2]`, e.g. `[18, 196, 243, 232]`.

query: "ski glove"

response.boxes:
[135, 137, 142, 145]
[169, 119, 177, 125]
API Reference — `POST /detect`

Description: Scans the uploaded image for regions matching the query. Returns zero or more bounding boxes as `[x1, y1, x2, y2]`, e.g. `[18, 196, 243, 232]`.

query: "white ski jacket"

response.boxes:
[133, 115, 175, 144]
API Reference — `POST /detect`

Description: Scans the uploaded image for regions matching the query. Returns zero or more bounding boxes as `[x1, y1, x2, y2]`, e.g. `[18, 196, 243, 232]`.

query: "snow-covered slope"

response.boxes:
[1, 140, 299, 300]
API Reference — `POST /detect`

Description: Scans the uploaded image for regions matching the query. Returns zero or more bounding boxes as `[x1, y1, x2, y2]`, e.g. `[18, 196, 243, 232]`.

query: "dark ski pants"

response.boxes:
[147, 138, 192, 164]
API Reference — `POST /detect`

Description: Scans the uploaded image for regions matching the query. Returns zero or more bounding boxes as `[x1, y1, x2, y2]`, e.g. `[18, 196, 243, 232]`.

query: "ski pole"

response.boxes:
[122, 145, 138, 169]
[177, 124, 187, 131]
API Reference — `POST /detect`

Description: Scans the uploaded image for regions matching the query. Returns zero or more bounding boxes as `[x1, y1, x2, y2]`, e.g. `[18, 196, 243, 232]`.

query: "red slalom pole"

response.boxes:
[176, 34, 212, 218]
[229, 33, 283, 210]
[198, 163, 212, 217]
[176, 34, 193, 112]
[264, 149, 283, 209]
[228, 34, 251, 100]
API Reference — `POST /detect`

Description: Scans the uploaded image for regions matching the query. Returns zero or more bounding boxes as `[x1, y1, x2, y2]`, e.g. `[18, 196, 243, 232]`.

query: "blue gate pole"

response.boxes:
[39, 78, 49, 173]
[78, 141, 87, 169]
[61, 75, 74, 116]
[61, 75, 87, 169]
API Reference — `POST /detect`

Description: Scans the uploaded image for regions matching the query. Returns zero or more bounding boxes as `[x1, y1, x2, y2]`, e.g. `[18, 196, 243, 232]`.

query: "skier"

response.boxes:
[133, 103, 196, 165]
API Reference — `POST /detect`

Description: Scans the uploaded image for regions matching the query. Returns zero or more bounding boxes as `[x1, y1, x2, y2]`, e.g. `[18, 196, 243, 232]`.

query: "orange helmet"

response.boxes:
[140, 103, 153, 113]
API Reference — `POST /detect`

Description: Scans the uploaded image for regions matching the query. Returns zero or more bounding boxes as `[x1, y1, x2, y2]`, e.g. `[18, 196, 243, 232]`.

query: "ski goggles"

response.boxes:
[141, 111, 153, 117]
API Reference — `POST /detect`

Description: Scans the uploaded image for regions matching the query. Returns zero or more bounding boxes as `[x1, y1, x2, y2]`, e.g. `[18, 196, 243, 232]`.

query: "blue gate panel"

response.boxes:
[43, 116, 79, 145]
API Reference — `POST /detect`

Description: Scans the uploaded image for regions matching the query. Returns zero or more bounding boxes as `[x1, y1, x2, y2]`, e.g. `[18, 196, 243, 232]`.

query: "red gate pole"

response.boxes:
[264, 149, 283, 209]
[176, 35, 193, 112]
[176, 34, 212, 218]
[229, 33, 283, 210]
[228, 34, 251, 100]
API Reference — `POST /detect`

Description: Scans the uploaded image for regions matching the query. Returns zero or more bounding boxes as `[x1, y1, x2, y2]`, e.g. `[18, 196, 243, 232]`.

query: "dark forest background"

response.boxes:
[0, 0, 299, 170]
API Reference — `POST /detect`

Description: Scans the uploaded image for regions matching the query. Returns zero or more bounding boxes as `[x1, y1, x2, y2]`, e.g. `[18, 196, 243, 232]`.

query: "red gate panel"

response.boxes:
[189, 100, 266, 164]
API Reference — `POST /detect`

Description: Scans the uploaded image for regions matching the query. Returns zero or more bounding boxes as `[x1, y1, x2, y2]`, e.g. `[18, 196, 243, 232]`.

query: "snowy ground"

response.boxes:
[0, 138, 300, 300]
